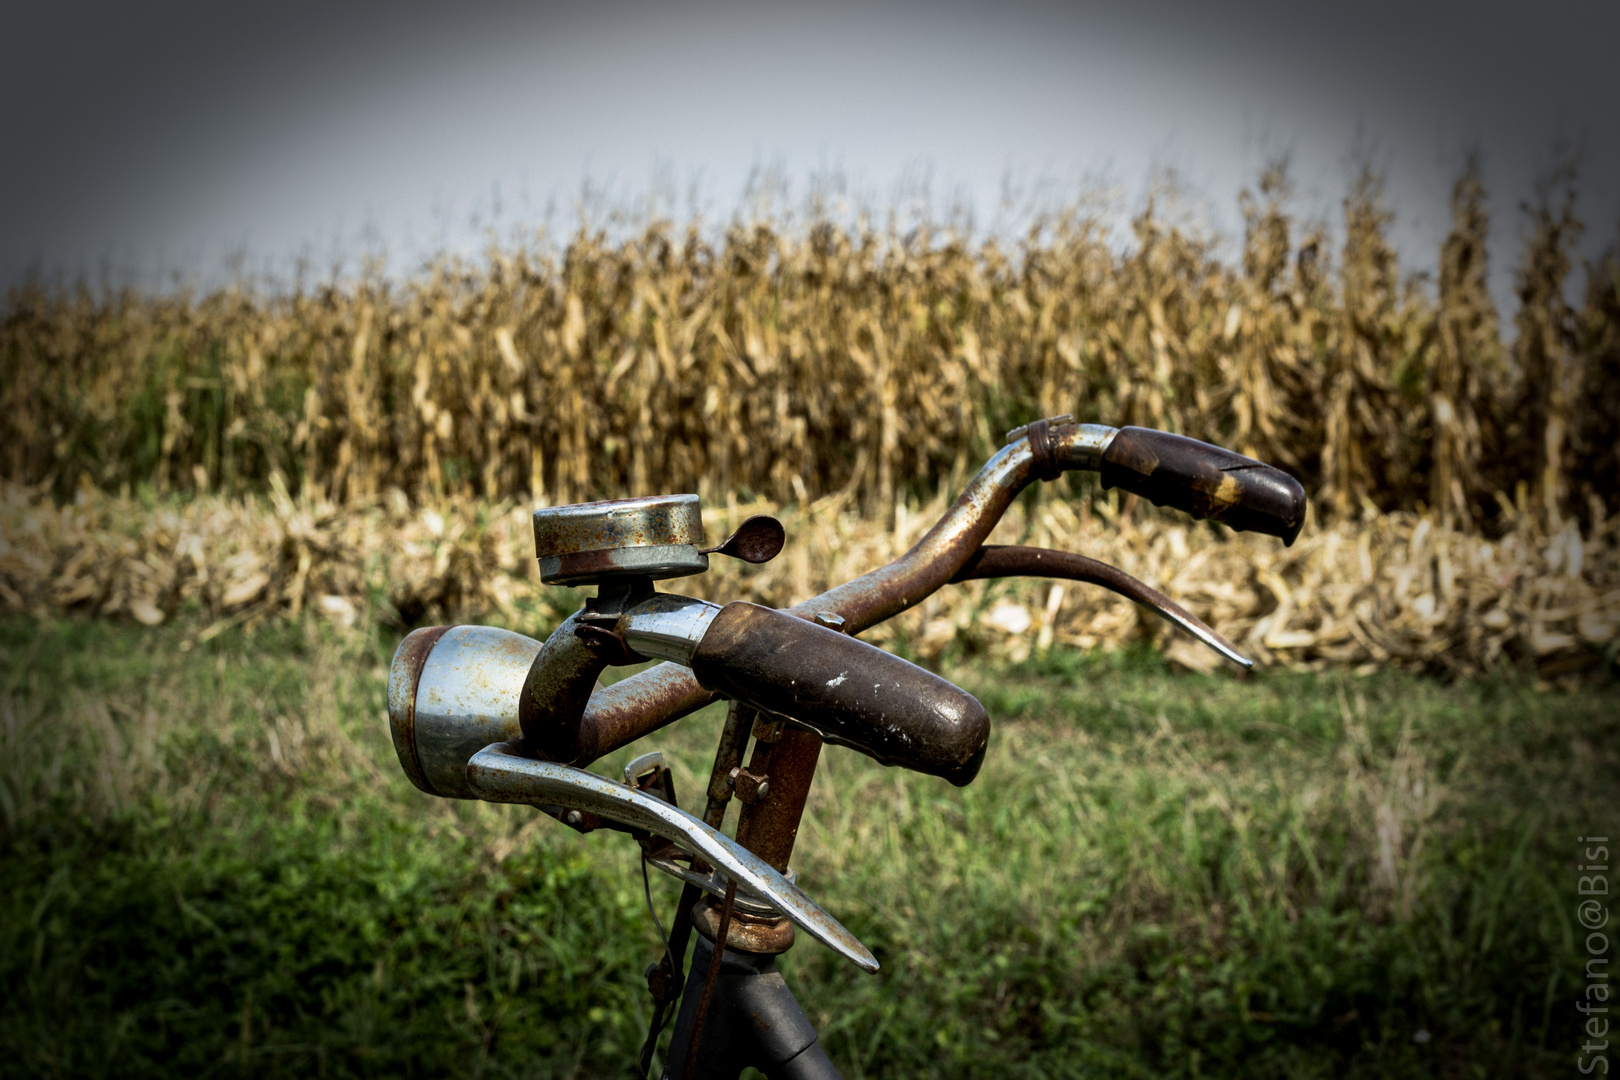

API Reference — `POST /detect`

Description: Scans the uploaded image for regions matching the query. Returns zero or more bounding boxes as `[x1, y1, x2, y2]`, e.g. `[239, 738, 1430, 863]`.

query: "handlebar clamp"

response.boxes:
[1006, 413, 1072, 481]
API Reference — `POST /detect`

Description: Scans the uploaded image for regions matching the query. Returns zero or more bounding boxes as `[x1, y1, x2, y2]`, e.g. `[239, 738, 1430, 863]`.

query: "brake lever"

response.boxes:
[951, 545, 1253, 668]
[465, 742, 879, 973]
[533, 748, 680, 836]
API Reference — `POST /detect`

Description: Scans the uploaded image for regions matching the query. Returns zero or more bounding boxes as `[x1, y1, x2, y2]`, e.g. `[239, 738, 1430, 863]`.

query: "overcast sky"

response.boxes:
[2, 0, 1616, 311]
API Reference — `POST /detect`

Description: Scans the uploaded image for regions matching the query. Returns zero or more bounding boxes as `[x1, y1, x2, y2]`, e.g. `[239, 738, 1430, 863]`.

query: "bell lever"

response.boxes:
[699, 514, 785, 564]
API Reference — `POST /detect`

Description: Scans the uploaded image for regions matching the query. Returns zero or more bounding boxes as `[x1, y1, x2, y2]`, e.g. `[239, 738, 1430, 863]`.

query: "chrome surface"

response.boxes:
[465, 744, 879, 972]
[1062, 423, 1120, 472]
[537, 543, 709, 586]
[397, 625, 538, 798]
[1155, 598, 1253, 667]
[645, 854, 797, 917]
[532, 494, 708, 584]
[621, 593, 723, 665]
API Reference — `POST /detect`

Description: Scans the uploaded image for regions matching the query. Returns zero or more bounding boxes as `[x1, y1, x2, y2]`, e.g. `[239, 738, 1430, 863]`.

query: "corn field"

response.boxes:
[2, 164, 1618, 672]
[4, 163, 1616, 525]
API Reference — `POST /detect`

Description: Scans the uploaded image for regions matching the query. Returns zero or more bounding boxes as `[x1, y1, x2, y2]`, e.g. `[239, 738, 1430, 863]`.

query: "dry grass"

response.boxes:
[4, 476, 1615, 675]
[2, 163, 1618, 673]
[3, 165, 1615, 526]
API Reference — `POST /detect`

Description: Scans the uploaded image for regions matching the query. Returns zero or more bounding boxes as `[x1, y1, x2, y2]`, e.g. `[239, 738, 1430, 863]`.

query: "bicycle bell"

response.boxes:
[532, 494, 784, 587]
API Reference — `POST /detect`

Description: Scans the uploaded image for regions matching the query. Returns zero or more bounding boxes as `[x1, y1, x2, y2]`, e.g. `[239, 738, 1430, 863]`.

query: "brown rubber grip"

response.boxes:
[1100, 427, 1307, 545]
[690, 602, 989, 786]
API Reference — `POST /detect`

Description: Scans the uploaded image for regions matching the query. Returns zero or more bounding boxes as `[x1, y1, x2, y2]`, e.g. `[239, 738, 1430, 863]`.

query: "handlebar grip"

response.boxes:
[1099, 427, 1307, 545]
[690, 602, 989, 786]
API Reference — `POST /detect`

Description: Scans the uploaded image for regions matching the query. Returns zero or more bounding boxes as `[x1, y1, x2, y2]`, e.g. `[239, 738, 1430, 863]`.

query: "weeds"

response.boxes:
[0, 613, 1611, 1077]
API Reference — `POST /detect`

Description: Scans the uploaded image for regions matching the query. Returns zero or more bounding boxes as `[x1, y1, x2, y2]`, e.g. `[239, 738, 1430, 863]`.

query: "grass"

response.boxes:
[0, 612, 1613, 1078]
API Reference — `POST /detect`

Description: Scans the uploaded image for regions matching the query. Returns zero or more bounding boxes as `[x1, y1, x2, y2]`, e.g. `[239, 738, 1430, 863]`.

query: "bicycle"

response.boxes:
[386, 416, 1305, 1078]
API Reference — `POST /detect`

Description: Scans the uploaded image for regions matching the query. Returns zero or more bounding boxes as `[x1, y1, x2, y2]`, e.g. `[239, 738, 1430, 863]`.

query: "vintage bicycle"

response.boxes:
[386, 416, 1305, 1078]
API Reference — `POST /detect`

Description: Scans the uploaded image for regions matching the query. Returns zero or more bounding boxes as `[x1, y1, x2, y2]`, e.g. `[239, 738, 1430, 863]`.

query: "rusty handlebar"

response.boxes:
[544, 419, 1302, 767]
[385, 415, 1308, 1067]
[691, 602, 989, 785]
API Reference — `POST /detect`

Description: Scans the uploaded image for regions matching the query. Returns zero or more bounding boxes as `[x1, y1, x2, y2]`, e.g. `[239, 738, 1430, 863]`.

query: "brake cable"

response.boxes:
[682, 878, 737, 1079]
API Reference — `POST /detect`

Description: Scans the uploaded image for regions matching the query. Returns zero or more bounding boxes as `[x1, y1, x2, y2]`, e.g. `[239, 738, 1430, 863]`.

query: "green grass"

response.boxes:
[0, 614, 1613, 1078]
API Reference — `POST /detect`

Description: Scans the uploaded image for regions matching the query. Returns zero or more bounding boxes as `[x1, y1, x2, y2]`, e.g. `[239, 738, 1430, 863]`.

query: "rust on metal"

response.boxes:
[386, 624, 452, 795]
[734, 725, 823, 874]
[703, 702, 755, 829]
[692, 899, 796, 955]
[730, 767, 770, 805]
[1004, 413, 1073, 445]
[532, 494, 709, 585]
[1099, 426, 1307, 545]
[545, 429, 1042, 768]
[784, 430, 1053, 632]
[699, 514, 786, 564]
[518, 610, 614, 763]
[386, 419, 1307, 1070]
[552, 420, 1131, 770]
[543, 545, 687, 585]
[691, 601, 989, 784]
[1025, 417, 1062, 481]
[570, 662, 721, 763]
[532, 494, 704, 557]
[951, 544, 1253, 667]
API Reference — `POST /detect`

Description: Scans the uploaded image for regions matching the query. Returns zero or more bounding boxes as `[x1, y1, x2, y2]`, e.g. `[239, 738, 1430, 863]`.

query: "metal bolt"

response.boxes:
[564, 810, 583, 826]
[731, 767, 770, 804]
[727, 767, 739, 787]
[815, 611, 846, 631]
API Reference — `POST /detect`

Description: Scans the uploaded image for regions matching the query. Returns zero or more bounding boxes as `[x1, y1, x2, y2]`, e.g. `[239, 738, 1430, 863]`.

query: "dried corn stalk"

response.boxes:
[3, 165, 1615, 535]
[3, 482, 1614, 676]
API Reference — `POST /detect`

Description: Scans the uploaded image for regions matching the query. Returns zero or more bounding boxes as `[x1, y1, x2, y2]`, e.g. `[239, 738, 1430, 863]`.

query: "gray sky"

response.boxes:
[2, 0, 1616, 311]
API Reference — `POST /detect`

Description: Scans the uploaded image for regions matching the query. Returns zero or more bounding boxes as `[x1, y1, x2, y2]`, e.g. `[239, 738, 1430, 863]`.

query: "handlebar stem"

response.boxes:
[518, 609, 614, 763]
[522, 593, 722, 762]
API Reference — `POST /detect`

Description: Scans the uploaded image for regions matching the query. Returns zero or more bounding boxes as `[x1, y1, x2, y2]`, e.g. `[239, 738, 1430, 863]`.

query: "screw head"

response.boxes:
[754, 780, 770, 800]
[563, 810, 583, 826]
